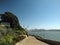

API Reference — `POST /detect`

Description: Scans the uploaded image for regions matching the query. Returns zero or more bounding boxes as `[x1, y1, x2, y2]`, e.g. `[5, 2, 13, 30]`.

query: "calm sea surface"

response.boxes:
[28, 30, 60, 42]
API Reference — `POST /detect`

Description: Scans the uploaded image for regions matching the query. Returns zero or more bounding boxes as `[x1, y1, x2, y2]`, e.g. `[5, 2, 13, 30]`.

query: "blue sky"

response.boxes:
[0, 0, 60, 29]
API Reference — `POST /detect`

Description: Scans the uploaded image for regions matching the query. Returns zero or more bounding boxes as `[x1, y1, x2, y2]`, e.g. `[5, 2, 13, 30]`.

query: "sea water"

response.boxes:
[28, 30, 60, 42]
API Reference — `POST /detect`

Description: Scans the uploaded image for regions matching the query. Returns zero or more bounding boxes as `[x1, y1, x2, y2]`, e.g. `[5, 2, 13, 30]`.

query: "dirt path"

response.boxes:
[15, 36, 49, 45]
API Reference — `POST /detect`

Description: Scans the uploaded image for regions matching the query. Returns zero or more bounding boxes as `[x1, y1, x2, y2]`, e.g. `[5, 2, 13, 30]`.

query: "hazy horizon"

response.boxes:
[0, 0, 60, 29]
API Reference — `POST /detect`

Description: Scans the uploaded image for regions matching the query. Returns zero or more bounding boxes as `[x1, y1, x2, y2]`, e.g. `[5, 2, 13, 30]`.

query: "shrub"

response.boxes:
[0, 35, 13, 45]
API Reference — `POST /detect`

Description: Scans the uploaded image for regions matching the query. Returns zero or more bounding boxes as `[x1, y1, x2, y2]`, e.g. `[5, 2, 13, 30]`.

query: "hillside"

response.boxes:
[0, 12, 27, 45]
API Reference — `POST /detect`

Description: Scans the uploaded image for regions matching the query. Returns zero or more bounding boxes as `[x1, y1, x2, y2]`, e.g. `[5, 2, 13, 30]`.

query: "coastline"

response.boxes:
[30, 35, 60, 45]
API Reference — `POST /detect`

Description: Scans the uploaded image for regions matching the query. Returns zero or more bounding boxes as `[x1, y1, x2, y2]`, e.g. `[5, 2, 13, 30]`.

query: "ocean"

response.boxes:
[28, 30, 60, 42]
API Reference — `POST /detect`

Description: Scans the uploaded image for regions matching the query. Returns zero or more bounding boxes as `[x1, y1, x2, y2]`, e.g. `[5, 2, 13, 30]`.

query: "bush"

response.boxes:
[0, 35, 13, 45]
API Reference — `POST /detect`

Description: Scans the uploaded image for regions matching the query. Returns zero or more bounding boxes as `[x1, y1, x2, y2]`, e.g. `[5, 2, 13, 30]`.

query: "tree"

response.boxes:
[1, 12, 23, 29]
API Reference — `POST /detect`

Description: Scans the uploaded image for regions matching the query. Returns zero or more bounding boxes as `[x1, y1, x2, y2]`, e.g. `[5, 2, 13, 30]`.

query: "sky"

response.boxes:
[0, 0, 60, 29]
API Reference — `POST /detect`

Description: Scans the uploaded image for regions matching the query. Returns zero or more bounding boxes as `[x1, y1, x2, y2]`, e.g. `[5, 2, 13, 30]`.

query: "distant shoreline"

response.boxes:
[29, 35, 60, 45]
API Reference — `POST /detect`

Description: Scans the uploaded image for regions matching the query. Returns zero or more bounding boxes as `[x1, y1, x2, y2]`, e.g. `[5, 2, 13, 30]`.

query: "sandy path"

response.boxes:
[15, 36, 49, 45]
